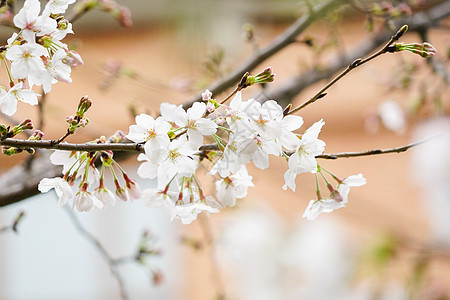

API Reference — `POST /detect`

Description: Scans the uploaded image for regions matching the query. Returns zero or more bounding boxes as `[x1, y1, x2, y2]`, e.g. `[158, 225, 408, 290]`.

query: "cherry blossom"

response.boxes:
[29, 48, 73, 93]
[38, 177, 73, 206]
[215, 166, 254, 207]
[5, 43, 47, 80]
[302, 198, 345, 221]
[162, 101, 217, 149]
[170, 202, 219, 225]
[0, 82, 39, 116]
[336, 174, 367, 203]
[43, 0, 76, 15]
[156, 136, 198, 184]
[73, 191, 104, 212]
[94, 187, 116, 208]
[127, 114, 171, 163]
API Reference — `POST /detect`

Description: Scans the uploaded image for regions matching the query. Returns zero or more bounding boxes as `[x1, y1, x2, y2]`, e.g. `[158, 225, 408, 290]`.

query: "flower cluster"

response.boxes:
[0, 0, 82, 116]
[38, 136, 141, 212]
[126, 90, 366, 224]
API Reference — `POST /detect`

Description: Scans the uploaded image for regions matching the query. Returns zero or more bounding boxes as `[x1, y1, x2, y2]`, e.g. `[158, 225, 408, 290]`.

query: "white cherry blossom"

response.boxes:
[336, 174, 367, 203]
[43, 0, 76, 15]
[215, 166, 254, 207]
[209, 135, 241, 177]
[29, 48, 72, 93]
[38, 177, 73, 206]
[73, 191, 103, 212]
[244, 99, 283, 141]
[163, 101, 217, 149]
[238, 134, 279, 169]
[170, 202, 219, 225]
[287, 119, 326, 174]
[5, 43, 47, 80]
[94, 187, 116, 208]
[302, 199, 345, 221]
[157, 136, 198, 184]
[0, 82, 39, 116]
[127, 114, 171, 163]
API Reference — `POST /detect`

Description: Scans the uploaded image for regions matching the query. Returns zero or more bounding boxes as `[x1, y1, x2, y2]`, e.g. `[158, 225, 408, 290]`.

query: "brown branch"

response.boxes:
[316, 135, 446, 159]
[0, 1, 448, 208]
[286, 24, 407, 115]
[182, 0, 346, 109]
[258, 0, 450, 107]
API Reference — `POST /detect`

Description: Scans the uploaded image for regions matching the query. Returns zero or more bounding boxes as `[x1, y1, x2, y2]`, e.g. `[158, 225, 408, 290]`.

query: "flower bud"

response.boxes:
[28, 130, 44, 141]
[2, 146, 22, 156]
[108, 130, 126, 143]
[57, 18, 70, 31]
[12, 119, 33, 136]
[202, 89, 212, 101]
[393, 25, 408, 41]
[327, 183, 343, 202]
[206, 101, 215, 113]
[116, 187, 129, 201]
[76, 96, 92, 118]
[64, 50, 84, 67]
[246, 67, 276, 87]
[123, 174, 141, 201]
[0, 124, 8, 135]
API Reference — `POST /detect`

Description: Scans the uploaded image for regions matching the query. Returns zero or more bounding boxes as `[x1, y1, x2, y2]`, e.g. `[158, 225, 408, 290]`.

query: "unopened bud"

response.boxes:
[202, 89, 213, 101]
[116, 187, 129, 201]
[65, 50, 84, 67]
[0, 124, 8, 135]
[124, 174, 140, 200]
[77, 96, 92, 118]
[246, 67, 276, 87]
[108, 130, 126, 143]
[57, 18, 70, 30]
[206, 101, 215, 113]
[118, 7, 133, 27]
[2, 146, 22, 156]
[12, 119, 33, 136]
[393, 25, 408, 41]
[28, 130, 44, 140]
[327, 183, 343, 202]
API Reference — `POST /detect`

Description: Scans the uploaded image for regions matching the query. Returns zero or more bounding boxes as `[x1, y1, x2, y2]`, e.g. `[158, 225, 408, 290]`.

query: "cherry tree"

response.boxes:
[0, 0, 448, 299]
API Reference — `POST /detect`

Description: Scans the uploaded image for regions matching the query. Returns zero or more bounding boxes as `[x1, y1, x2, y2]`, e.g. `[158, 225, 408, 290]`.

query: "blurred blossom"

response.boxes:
[410, 117, 450, 247]
[218, 206, 357, 300]
[378, 101, 406, 134]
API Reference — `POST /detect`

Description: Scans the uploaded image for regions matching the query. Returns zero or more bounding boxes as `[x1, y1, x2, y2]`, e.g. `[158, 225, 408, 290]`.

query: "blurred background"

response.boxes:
[0, 0, 449, 299]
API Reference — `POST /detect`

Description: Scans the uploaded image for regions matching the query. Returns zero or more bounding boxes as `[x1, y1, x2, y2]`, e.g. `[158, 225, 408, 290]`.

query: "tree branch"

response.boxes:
[182, 0, 346, 109]
[316, 135, 446, 159]
[258, 0, 450, 107]
[0, 1, 448, 207]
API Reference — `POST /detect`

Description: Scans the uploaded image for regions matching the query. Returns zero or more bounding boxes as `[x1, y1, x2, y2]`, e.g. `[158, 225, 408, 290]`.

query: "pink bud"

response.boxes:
[202, 89, 213, 101]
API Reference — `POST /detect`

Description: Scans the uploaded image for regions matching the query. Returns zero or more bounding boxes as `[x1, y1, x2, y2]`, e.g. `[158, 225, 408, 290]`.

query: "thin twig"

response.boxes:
[52, 130, 73, 145]
[182, 0, 346, 109]
[259, 0, 450, 107]
[316, 135, 447, 159]
[0, 211, 25, 234]
[62, 206, 130, 300]
[286, 25, 407, 115]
